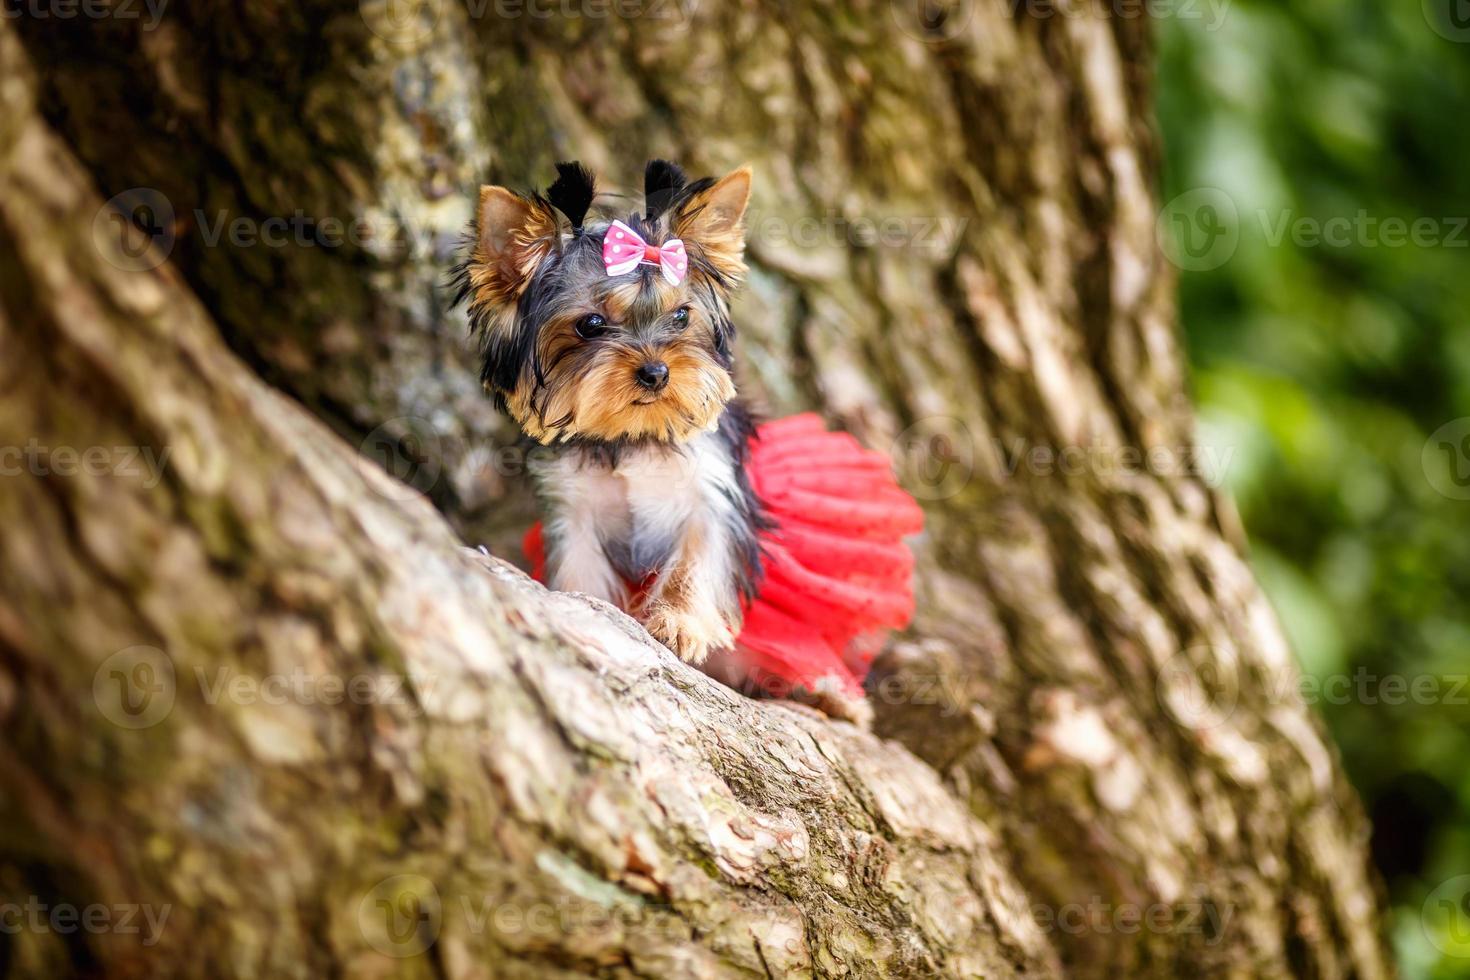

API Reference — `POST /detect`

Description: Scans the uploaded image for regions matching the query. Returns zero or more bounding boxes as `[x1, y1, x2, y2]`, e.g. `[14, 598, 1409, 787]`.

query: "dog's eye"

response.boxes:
[672, 306, 691, 328]
[575, 313, 609, 339]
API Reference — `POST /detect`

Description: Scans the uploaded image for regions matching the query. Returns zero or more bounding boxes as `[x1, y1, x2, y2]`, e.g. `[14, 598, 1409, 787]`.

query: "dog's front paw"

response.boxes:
[643, 603, 736, 665]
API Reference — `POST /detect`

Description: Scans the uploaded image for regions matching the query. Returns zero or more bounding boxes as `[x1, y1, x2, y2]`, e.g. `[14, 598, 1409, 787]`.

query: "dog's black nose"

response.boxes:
[635, 361, 670, 391]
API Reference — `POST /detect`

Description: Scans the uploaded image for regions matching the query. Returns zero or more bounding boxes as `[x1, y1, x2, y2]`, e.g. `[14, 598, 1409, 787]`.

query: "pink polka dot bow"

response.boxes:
[601, 220, 689, 285]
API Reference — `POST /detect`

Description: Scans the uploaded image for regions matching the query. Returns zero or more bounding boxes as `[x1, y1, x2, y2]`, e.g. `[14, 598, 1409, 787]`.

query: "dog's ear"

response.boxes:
[673, 166, 751, 280]
[469, 186, 559, 316]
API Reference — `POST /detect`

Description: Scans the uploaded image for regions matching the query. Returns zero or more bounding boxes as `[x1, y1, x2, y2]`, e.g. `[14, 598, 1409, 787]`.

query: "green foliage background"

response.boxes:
[1156, 0, 1470, 973]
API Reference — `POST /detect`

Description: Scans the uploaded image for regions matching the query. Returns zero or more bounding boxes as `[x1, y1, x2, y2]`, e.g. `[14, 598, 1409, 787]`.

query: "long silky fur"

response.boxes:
[717, 401, 771, 603]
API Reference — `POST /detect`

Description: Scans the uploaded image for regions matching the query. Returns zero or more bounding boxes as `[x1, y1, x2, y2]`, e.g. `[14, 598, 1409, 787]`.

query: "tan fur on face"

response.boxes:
[506, 299, 736, 444]
[473, 166, 753, 444]
[572, 343, 735, 443]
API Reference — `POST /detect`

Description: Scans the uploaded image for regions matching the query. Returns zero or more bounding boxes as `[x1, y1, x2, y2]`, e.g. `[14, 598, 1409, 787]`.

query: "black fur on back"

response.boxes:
[718, 399, 772, 603]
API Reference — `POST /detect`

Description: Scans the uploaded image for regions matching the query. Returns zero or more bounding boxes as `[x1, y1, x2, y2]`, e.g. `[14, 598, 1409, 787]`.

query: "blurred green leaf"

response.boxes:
[1160, 2, 1470, 975]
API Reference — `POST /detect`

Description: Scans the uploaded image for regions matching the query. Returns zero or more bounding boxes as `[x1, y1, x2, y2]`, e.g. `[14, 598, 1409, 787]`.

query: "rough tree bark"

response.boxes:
[1, 2, 1391, 978]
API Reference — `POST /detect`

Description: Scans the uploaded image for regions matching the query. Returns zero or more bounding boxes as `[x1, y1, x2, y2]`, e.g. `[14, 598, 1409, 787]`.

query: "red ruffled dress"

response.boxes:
[523, 413, 923, 710]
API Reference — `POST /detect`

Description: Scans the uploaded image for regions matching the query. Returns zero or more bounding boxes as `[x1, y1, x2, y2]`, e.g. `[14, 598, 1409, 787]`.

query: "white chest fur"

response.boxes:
[528, 432, 743, 619]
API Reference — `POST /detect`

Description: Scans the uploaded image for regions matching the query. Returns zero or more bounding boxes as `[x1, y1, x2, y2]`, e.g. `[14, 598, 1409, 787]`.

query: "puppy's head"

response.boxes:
[454, 160, 751, 445]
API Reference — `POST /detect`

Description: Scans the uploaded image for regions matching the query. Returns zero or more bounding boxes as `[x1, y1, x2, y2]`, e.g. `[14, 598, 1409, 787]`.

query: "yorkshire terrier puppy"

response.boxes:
[455, 160, 763, 663]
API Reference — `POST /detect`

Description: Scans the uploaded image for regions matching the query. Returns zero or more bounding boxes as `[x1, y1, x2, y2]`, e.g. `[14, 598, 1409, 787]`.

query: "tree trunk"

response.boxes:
[1, 3, 1391, 978]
